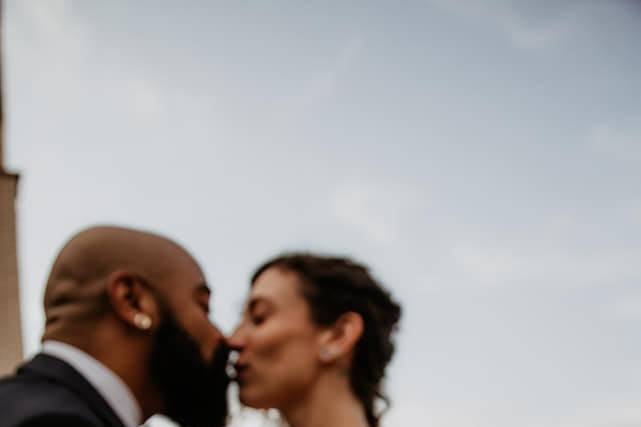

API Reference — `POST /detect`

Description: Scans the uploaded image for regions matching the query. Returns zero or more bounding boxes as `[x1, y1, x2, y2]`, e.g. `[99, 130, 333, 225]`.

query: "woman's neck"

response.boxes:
[280, 371, 369, 427]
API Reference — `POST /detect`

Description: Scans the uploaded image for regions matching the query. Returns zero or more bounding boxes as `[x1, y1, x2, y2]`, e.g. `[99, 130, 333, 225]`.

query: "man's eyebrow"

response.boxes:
[194, 283, 211, 297]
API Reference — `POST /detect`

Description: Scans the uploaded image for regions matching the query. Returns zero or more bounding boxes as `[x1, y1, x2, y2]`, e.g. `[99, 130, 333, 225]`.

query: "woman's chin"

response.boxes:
[238, 387, 271, 409]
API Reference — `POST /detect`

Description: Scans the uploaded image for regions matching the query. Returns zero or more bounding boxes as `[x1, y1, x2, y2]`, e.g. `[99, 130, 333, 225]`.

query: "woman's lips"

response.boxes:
[234, 364, 249, 382]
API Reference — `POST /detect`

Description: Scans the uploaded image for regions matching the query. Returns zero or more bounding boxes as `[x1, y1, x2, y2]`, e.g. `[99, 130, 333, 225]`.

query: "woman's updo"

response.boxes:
[251, 253, 402, 427]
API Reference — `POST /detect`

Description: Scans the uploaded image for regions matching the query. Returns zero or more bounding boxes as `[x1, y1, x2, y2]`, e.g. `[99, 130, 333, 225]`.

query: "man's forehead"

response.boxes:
[163, 257, 208, 293]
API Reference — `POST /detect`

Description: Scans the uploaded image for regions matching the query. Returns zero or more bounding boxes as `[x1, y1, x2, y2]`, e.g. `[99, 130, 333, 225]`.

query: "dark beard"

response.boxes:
[149, 312, 230, 427]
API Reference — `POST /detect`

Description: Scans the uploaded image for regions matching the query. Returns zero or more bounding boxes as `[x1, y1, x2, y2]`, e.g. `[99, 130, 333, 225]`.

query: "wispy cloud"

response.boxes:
[330, 180, 421, 245]
[549, 399, 641, 427]
[588, 123, 641, 160]
[8, 0, 89, 87]
[505, 19, 573, 49]
[269, 35, 363, 124]
[448, 243, 641, 290]
[7, 0, 167, 124]
[387, 400, 526, 427]
[330, 182, 398, 245]
[428, 0, 577, 49]
[125, 78, 165, 120]
[387, 398, 641, 427]
[606, 293, 641, 322]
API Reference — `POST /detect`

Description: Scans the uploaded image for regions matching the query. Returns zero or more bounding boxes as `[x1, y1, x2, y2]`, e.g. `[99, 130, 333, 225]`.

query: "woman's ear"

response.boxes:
[318, 311, 364, 364]
[106, 271, 160, 333]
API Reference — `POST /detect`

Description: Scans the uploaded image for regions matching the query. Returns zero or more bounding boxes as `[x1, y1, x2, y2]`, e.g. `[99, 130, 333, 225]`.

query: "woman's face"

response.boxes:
[229, 266, 325, 409]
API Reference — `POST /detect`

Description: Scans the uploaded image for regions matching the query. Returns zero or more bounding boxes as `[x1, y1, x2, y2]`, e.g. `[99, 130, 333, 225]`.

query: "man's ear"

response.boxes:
[318, 311, 364, 364]
[106, 271, 160, 332]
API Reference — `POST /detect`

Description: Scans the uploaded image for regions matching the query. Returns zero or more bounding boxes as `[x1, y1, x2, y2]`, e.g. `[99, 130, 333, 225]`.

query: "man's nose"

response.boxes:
[210, 324, 225, 343]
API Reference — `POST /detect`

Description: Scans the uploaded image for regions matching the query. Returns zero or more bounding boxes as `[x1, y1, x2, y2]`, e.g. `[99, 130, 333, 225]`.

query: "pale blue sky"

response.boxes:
[4, 1, 641, 426]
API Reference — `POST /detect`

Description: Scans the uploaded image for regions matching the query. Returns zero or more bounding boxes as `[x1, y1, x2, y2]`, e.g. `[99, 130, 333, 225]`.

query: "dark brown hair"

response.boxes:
[251, 253, 402, 427]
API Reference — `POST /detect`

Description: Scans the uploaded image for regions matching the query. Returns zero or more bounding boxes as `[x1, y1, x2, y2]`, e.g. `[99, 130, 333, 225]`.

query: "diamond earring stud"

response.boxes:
[134, 313, 152, 330]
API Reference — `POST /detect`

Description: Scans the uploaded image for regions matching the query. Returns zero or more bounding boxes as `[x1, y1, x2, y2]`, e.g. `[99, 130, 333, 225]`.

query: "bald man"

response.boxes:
[0, 226, 230, 427]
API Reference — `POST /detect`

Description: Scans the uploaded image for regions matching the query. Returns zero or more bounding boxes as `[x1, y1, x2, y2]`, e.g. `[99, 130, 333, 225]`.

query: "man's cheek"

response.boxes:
[197, 328, 219, 362]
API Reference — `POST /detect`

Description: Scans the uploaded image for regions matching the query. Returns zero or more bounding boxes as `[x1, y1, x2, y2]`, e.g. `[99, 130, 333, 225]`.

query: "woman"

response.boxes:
[229, 253, 401, 427]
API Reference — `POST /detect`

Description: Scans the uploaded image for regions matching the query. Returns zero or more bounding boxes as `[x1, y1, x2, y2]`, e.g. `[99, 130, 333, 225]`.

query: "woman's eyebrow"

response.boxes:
[247, 297, 270, 313]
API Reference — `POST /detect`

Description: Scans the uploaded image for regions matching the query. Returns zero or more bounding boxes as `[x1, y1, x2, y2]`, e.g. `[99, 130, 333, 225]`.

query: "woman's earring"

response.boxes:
[319, 348, 334, 362]
[134, 313, 152, 330]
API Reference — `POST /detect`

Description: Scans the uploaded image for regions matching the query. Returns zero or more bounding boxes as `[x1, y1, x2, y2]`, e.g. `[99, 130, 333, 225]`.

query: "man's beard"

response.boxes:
[149, 311, 230, 427]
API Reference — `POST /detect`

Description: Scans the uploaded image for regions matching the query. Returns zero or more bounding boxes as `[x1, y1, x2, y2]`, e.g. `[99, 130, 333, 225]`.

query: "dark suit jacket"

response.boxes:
[0, 354, 127, 427]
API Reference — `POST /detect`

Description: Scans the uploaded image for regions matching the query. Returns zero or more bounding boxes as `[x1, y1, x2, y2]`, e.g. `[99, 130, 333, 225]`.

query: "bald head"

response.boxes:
[43, 225, 201, 340]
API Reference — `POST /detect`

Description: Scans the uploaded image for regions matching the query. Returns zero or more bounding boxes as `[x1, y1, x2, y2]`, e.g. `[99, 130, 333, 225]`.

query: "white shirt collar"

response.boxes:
[42, 340, 143, 427]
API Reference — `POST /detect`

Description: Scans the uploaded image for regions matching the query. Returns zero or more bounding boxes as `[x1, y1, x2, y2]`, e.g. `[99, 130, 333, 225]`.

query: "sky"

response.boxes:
[3, 1, 641, 426]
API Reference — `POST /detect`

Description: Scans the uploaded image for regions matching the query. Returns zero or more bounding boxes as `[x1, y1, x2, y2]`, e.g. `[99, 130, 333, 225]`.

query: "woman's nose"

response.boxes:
[227, 325, 245, 350]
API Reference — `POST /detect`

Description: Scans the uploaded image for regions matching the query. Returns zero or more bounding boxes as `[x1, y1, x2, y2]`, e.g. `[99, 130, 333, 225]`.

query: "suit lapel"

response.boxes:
[19, 354, 127, 427]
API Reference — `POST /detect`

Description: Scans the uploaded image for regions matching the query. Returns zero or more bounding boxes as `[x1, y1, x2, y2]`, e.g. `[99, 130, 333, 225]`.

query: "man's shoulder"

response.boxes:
[0, 371, 102, 427]
[15, 413, 97, 427]
[0, 368, 82, 406]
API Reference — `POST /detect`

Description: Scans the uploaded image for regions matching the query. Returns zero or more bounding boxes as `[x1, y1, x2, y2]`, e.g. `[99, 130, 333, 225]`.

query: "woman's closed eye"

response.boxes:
[250, 311, 268, 325]
[246, 298, 272, 326]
